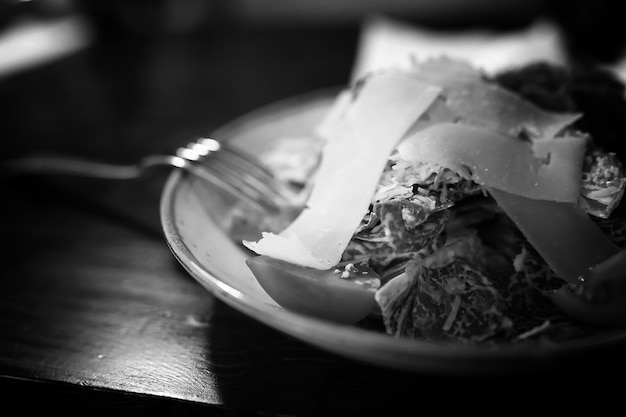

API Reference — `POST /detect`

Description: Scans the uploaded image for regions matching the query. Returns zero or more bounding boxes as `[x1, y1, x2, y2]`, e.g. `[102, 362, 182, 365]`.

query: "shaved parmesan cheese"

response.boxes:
[397, 122, 586, 202]
[488, 188, 620, 283]
[442, 81, 581, 139]
[405, 59, 582, 139]
[244, 71, 441, 269]
[315, 89, 352, 140]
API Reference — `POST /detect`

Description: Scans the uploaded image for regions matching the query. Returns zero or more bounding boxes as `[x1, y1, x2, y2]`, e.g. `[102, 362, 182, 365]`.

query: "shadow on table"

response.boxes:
[204, 298, 626, 416]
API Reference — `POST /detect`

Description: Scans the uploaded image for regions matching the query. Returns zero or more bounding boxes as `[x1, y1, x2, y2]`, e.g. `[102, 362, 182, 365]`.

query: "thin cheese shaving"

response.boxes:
[244, 71, 441, 269]
[397, 122, 586, 202]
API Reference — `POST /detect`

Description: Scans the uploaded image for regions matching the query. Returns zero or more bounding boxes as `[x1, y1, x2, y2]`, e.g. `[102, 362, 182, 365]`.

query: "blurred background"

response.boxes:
[2, 0, 625, 173]
[1, 0, 625, 161]
[1, 0, 626, 86]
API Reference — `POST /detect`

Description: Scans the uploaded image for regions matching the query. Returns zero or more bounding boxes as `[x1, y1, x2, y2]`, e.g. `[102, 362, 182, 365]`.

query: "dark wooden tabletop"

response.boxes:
[1, 7, 626, 416]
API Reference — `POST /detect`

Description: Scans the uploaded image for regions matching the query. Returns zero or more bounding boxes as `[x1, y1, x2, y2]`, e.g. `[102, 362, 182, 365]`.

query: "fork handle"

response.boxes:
[1, 156, 144, 180]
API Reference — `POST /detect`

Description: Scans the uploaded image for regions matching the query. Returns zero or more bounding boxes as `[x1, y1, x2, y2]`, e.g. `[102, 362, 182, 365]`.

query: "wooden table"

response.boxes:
[1, 16, 625, 416]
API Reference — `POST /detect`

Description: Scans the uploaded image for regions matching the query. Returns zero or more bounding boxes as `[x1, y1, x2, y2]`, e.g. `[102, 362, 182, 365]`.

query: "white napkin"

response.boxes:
[351, 15, 568, 82]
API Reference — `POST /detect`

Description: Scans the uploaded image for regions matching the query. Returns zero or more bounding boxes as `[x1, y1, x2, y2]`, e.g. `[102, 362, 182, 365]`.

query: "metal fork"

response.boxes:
[1, 137, 292, 213]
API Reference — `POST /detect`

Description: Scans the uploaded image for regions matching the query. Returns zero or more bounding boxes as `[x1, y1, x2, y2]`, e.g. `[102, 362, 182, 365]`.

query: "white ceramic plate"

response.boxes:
[160, 89, 626, 375]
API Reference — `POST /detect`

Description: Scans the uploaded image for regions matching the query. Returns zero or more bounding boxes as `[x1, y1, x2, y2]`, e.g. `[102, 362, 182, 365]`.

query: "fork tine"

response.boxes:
[207, 148, 291, 208]
[215, 141, 277, 181]
[182, 138, 292, 212]
[184, 162, 272, 210]
[217, 148, 281, 191]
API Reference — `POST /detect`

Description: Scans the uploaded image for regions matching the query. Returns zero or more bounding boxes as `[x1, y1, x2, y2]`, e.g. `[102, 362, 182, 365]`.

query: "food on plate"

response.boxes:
[246, 255, 380, 324]
[236, 57, 626, 345]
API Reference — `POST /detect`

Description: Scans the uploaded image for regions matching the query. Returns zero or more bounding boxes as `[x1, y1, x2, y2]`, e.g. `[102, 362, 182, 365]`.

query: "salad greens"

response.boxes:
[241, 57, 626, 345]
